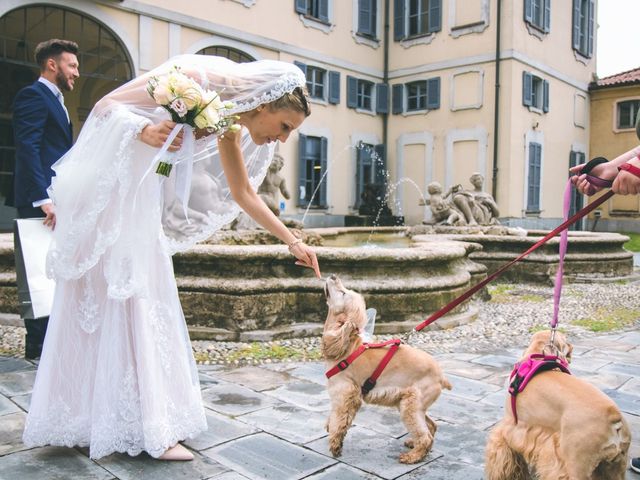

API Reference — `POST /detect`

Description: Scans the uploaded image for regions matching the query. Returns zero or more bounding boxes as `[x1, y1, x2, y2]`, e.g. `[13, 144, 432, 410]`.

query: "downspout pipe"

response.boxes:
[383, 0, 390, 165]
[491, 0, 502, 200]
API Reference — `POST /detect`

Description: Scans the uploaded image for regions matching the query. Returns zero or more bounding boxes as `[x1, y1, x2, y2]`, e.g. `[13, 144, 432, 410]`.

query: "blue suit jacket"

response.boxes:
[12, 80, 73, 208]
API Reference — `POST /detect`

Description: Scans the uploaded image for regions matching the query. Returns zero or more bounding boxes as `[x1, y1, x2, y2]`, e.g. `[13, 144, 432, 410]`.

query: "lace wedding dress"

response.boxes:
[22, 55, 306, 459]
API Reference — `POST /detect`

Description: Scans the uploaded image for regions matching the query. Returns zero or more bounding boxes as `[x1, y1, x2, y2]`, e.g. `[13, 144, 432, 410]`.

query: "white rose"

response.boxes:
[181, 82, 203, 110]
[194, 103, 221, 129]
[153, 81, 174, 105]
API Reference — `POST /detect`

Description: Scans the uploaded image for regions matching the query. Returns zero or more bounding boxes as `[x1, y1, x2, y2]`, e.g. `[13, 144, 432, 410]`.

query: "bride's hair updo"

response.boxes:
[268, 86, 311, 117]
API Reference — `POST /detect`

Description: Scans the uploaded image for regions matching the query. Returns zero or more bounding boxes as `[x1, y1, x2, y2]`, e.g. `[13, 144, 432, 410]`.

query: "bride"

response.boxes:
[22, 54, 321, 461]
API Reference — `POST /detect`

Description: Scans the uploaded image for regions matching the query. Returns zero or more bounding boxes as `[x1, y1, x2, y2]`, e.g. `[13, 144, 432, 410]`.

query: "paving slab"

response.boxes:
[203, 432, 335, 480]
[429, 392, 501, 431]
[96, 450, 228, 480]
[238, 404, 327, 444]
[262, 379, 330, 412]
[284, 363, 327, 386]
[352, 404, 408, 438]
[569, 367, 632, 390]
[215, 366, 293, 392]
[201, 383, 281, 416]
[603, 388, 640, 416]
[445, 374, 502, 402]
[599, 361, 640, 377]
[306, 425, 434, 480]
[0, 411, 28, 456]
[0, 446, 115, 480]
[306, 463, 380, 479]
[469, 354, 517, 369]
[433, 421, 489, 466]
[183, 408, 260, 451]
[395, 457, 484, 479]
[0, 357, 35, 374]
[0, 370, 36, 397]
[9, 392, 30, 412]
[0, 393, 20, 416]
[436, 358, 499, 380]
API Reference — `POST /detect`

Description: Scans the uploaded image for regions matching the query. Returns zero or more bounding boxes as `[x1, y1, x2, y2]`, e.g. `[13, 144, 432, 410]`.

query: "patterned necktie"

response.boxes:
[56, 91, 70, 124]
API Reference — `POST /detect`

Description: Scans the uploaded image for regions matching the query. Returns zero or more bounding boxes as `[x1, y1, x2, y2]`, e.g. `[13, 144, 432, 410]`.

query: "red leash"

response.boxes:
[414, 189, 614, 332]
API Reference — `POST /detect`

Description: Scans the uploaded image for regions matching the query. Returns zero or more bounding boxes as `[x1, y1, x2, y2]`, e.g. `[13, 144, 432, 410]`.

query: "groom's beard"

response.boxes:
[55, 68, 74, 92]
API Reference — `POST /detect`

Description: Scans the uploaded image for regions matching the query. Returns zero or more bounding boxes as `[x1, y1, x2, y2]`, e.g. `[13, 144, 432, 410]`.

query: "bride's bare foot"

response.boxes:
[158, 443, 194, 461]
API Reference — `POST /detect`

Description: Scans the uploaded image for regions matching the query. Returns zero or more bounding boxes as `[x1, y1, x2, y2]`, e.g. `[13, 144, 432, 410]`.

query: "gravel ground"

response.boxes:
[2, 280, 639, 364]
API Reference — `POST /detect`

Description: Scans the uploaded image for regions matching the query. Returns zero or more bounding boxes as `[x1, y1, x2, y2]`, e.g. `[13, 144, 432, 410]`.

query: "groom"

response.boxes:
[12, 38, 79, 359]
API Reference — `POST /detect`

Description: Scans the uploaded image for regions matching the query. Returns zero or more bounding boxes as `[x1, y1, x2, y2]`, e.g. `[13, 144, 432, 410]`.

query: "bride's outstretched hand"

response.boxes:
[289, 242, 321, 278]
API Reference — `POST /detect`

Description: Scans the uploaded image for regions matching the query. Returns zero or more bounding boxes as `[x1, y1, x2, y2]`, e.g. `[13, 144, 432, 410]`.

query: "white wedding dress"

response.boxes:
[22, 55, 305, 459]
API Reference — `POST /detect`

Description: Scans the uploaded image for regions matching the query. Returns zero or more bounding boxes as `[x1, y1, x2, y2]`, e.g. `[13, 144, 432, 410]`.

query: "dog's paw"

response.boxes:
[399, 451, 425, 464]
[404, 438, 414, 448]
[329, 439, 343, 457]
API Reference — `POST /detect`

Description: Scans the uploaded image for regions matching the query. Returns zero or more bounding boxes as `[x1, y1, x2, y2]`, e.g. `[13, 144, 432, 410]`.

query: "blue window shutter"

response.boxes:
[297, 134, 309, 207]
[522, 72, 533, 107]
[356, 145, 364, 207]
[318, 0, 329, 22]
[587, 0, 594, 57]
[542, 80, 549, 113]
[347, 76, 358, 109]
[374, 144, 386, 185]
[358, 0, 372, 36]
[426, 77, 440, 109]
[428, 0, 441, 33]
[294, 61, 307, 76]
[572, 0, 580, 50]
[319, 137, 328, 207]
[295, 0, 307, 14]
[543, 0, 551, 32]
[376, 83, 389, 114]
[392, 84, 404, 114]
[328, 71, 340, 104]
[524, 0, 533, 23]
[394, 0, 406, 41]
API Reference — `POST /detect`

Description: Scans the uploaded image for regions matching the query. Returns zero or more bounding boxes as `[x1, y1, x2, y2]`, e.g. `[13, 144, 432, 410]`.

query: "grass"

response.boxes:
[488, 284, 545, 303]
[528, 324, 567, 334]
[225, 342, 322, 363]
[622, 232, 640, 252]
[572, 307, 640, 332]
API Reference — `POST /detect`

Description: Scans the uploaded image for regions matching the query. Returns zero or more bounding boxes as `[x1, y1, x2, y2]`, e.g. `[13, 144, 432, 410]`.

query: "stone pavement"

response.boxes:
[0, 331, 638, 479]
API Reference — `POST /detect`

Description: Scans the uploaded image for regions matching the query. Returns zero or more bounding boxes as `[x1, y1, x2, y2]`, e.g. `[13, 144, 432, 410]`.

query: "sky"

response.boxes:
[596, 0, 640, 78]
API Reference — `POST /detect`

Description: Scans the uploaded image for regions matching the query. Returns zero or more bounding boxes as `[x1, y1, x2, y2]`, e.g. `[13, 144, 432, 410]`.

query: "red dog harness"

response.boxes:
[508, 353, 571, 423]
[325, 339, 401, 395]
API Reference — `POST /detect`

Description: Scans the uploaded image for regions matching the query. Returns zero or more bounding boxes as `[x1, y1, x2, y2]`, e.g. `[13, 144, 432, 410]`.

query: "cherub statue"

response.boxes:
[425, 181, 466, 226]
[258, 153, 290, 216]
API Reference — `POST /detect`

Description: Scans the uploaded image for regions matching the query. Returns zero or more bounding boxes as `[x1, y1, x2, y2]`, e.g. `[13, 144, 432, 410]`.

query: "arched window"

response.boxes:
[0, 5, 133, 225]
[196, 46, 255, 63]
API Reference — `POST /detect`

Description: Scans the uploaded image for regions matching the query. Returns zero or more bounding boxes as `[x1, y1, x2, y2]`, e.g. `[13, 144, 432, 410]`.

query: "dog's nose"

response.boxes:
[329, 274, 337, 281]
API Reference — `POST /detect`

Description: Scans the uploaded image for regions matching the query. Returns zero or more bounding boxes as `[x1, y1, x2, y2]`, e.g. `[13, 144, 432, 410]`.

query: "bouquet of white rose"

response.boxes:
[146, 66, 240, 176]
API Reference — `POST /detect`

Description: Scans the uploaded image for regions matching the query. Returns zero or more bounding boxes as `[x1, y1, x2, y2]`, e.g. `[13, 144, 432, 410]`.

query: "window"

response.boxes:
[196, 46, 255, 63]
[522, 72, 549, 112]
[524, 0, 550, 32]
[347, 76, 386, 112]
[394, 0, 441, 41]
[307, 66, 326, 100]
[356, 142, 386, 211]
[358, 0, 377, 38]
[295, 0, 329, 23]
[617, 100, 640, 130]
[569, 151, 585, 223]
[527, 142, 542, 212]
[392, 77, 440, 114]
[298, 134, 328, 208]
[294, 61, 340, 104]
[572, 0, 594, 57]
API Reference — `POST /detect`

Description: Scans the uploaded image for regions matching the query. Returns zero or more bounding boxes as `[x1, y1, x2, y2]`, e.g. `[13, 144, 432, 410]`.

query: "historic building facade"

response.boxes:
[0, 0, 597, 229]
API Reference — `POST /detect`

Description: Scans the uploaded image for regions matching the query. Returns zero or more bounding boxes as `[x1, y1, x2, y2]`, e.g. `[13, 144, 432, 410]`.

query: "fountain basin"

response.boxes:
[174, 241, 485, 340]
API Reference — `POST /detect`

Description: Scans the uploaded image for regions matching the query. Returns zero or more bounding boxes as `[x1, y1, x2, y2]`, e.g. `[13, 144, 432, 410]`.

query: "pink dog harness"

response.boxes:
[325, 339, 401, 395]
[508, 353, 571, 423]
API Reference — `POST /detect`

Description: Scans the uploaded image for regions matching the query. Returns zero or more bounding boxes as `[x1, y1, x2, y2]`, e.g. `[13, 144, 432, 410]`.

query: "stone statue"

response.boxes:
[467, 173, 500, 225]
[258, 153, 290, 216]
[424, 182, 466, 226]
[424, 174, 500, 226]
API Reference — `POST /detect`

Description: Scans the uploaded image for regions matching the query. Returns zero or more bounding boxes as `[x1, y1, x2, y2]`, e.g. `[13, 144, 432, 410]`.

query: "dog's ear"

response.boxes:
[322, 316, 358, 360]
[563, 342, 573, 363]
